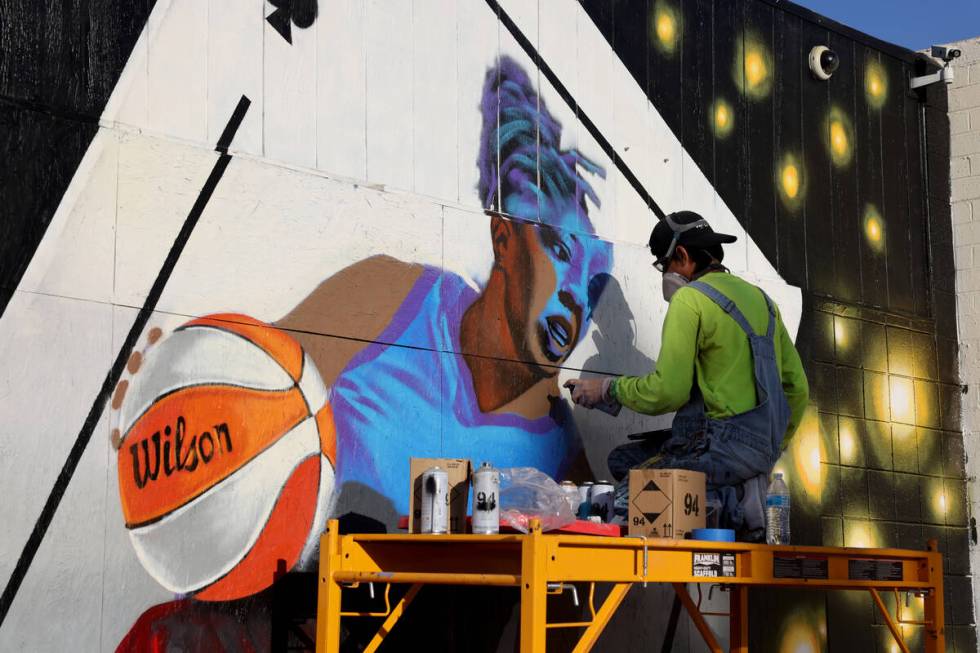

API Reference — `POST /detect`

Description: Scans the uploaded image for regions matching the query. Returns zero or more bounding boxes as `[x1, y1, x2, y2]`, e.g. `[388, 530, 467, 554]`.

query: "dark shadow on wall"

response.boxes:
[582, 274, 657, 377]
[571, 274, 662, 480]
[332, 481, 401, 535]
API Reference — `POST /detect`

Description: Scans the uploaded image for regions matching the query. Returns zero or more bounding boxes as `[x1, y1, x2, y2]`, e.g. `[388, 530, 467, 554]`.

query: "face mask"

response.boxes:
[662, 272, 689, 302]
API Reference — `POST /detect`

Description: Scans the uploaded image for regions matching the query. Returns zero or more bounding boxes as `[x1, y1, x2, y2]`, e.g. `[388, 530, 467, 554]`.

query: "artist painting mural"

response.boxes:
[0, 0, 968, 651]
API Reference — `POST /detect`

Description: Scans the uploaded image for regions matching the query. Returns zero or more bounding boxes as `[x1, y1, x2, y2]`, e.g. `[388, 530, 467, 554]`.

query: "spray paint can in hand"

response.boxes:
[577, 481, 594, 519]
[590, 481, 615, 523]
[472, 462, 500, 534]
[420, 466, 449, 534]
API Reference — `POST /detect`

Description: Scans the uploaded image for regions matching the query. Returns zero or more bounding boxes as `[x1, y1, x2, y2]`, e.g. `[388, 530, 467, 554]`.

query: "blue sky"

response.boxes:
[794, 0, 980, 51]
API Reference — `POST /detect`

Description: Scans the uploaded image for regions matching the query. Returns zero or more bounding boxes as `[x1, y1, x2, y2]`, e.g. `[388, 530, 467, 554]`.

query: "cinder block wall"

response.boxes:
[949, 35, 980, 626]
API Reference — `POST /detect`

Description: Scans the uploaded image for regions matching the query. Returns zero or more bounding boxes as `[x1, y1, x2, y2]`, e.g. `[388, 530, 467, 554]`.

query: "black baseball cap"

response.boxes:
[649, 211, 737, 270]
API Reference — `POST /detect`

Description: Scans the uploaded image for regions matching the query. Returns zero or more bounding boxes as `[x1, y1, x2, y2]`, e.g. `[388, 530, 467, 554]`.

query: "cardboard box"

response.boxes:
[408, 458, 472, 533]
[627, 468, 706, 539]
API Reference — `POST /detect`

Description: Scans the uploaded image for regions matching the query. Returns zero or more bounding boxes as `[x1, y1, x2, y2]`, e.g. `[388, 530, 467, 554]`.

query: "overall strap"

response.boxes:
[759, 290, 777, 338]
[687, 281, 758, 338]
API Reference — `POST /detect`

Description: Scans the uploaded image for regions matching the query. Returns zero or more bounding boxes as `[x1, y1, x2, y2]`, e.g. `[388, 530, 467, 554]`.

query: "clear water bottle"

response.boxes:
[765, 473, 791, 545]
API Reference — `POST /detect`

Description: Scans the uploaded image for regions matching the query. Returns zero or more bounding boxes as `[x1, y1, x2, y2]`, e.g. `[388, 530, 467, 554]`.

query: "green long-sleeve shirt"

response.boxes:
[610, 272, 809, 444]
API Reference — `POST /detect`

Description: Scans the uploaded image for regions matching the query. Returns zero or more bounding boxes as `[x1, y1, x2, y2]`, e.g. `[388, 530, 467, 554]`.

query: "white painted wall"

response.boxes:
[948, 34, 980, 636]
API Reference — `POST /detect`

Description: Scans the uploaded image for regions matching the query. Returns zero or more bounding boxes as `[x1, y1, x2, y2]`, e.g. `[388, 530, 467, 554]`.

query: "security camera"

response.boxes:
[911, 45, 961, 89]
[931, 45, 962, 63]
[809, 45, 840, 81]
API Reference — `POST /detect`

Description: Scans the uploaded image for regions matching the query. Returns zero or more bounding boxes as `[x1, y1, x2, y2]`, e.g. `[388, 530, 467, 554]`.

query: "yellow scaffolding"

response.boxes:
[316, 518, 944, 653]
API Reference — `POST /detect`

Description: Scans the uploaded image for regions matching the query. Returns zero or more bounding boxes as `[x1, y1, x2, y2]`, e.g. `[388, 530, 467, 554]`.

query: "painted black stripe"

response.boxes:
[215, 97, 251, 154]
[0, 95, 251, 628]
[485, 0, 666, 221]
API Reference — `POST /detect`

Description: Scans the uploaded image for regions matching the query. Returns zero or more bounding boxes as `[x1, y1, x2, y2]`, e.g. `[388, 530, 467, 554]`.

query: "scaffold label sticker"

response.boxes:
[692, 552, 736, 577]
[773, 555, 829, 579]
[848, 559, 903, 581]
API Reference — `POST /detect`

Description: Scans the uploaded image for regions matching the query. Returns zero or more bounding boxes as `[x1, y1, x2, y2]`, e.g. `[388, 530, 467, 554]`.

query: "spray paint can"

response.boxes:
[590, 481, 615, 523]
[472, 462, 500, 534]
[577, 481, 594, 519]
[560, 480, 579, 515]
[420, 466, 449, 534]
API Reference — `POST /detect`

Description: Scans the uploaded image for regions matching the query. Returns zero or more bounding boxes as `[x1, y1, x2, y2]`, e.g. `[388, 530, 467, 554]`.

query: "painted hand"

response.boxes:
[563, 377, 614, 409]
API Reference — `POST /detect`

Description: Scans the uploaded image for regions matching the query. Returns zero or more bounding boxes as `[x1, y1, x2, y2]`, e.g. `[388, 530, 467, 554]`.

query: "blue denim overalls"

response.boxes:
[612, 280, 791, 533]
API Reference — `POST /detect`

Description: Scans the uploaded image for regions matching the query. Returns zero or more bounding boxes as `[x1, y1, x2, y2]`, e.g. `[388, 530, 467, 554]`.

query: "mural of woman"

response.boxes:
[116, 55, 613, 650]
[278, 55, 613, 520]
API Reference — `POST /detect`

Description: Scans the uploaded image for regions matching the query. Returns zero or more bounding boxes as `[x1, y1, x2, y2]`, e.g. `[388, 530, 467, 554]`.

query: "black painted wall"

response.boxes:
[581, 1, 969, 651]
[0, 0, 156, 317]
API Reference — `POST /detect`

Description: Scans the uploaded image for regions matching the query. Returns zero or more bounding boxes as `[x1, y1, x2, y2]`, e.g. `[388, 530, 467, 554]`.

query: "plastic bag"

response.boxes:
[498, 467, 576, 533]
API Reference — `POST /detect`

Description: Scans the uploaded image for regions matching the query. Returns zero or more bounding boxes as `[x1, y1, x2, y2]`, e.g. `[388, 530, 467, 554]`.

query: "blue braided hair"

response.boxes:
[477, 56, 604, 232]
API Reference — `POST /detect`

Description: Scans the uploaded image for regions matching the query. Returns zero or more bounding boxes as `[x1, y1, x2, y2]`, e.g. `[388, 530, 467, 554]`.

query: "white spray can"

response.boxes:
[472, 462, 500, 534]
[420, 466, 449, 534]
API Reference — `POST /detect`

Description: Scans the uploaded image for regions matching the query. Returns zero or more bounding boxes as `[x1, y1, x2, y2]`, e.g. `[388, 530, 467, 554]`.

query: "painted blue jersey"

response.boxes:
[329, 267, 579, 515]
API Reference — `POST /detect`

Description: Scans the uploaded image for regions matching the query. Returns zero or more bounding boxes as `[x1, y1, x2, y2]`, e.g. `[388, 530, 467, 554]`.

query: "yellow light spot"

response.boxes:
[745, 51, 767, 88]
[771, 415, 822, 507]
[657, 14, 675, 45]
[867, 219, 881, 240]
[848, 522, 877, 549]
[936, 491, 947, 515]
[864, 205, 885, 253]
[779, 621, 820, 653]
[782, 164, 800, 199]
[716, 103, 730, 128]
[889, 376, 915, 424]
[830, 120, 847, 153]
[840, 425, 856, 462]
[734, 33, 773, 100]
[833, 317, 849, 352]
[651, 3, 680, 55]
[792, 408, 823, 501]
[775, 153, 806, 210]
[824, 107, 854, 167]
[711, 99, 734, 138]
[866, 61, 888, 109]
[830, 121, 847, 155]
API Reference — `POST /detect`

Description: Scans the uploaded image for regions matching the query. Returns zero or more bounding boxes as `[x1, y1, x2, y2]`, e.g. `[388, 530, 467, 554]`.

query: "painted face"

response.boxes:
[501, 197, 613, 371]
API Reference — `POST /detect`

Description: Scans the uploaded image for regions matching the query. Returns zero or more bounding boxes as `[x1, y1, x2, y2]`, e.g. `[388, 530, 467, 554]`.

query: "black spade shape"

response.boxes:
[266, 0, 318, 44]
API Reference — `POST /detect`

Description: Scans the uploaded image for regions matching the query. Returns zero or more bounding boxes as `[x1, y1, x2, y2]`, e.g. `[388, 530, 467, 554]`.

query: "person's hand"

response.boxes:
[563, 377, 613, 408]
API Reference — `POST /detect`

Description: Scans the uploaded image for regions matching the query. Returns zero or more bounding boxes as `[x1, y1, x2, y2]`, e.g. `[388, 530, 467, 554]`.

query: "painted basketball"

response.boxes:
[114, 313, 336, 601]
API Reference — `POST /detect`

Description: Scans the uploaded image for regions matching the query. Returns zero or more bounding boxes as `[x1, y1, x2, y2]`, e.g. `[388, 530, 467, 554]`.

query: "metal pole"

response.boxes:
[520, 519, 548, 652]
[316, 520, 343, 653]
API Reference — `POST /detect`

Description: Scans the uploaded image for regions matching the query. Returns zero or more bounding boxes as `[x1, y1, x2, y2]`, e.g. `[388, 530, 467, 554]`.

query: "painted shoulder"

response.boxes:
[275, 255, 426, 386]
[278, 255, 424, 332]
